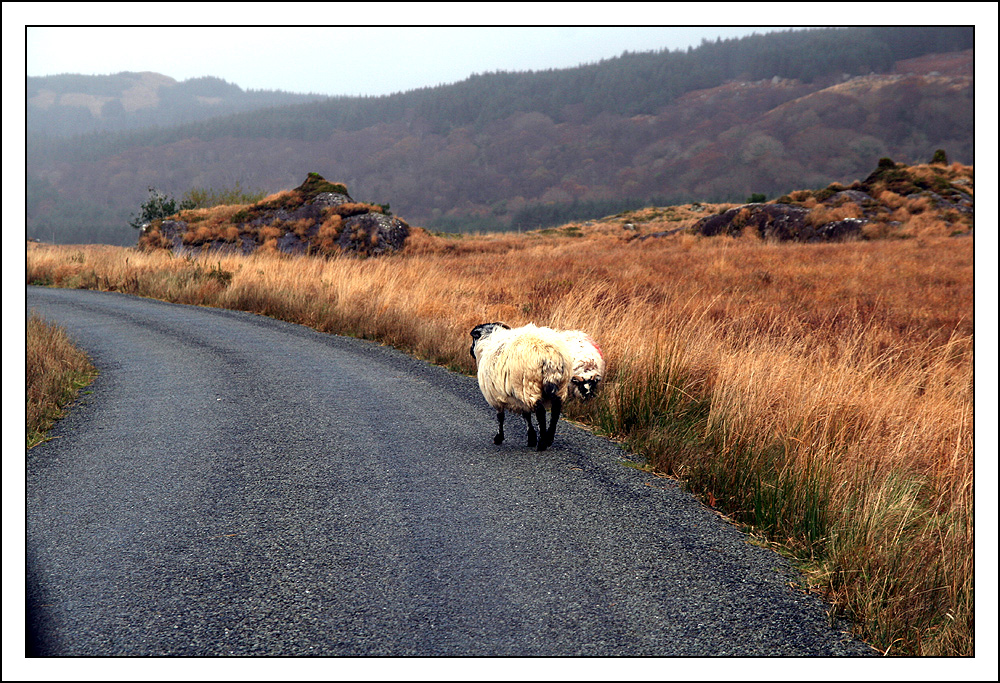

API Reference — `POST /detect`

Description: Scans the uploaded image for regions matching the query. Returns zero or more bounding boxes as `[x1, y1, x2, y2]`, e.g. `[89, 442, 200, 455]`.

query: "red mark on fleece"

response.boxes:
[585, 334, 603, 359]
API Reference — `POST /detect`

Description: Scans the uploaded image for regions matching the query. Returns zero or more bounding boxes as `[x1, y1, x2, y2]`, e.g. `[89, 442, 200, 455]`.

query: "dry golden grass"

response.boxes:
[807, 203, 864, 226]
[26, 311, 98, 448]
[25, 225, 974, 655]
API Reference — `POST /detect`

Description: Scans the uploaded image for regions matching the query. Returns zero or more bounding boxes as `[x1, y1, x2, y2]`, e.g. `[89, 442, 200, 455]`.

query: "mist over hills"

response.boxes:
[27, 71, 327, 137]
[26, 27, 974, 245]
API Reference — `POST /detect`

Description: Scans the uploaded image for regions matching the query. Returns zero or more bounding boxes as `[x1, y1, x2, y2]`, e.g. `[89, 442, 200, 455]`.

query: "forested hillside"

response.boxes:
[27, 72, 326, 137]
[26, 27, 974, 245]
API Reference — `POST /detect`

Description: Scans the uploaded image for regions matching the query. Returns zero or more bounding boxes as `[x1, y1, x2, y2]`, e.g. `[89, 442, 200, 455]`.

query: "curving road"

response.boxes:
[26, 287, 869, 656]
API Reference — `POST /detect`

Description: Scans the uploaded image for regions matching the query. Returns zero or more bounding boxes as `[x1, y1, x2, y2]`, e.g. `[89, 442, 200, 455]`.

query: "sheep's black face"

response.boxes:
[572, 378, 600, 400]
[469, 322, 510, 359]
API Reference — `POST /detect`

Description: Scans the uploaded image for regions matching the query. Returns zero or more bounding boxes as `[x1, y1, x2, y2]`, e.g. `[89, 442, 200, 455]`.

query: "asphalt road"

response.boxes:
[25, 286, 870, 656]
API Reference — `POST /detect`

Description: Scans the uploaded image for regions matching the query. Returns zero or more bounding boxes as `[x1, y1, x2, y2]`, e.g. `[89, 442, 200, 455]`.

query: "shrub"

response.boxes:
[128, 187, 180, 231]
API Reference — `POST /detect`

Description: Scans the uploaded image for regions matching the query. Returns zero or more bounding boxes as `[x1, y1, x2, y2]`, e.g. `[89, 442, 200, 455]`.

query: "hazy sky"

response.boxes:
[23, 24, 796, 97]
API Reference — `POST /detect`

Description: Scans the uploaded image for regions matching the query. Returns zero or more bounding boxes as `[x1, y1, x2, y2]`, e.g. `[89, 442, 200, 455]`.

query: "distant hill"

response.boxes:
[27, 71, 326, 137]
[26, 27, 974, 245]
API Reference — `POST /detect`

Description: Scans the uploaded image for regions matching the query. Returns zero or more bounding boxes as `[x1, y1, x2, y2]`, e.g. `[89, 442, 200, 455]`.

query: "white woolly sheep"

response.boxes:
[469, 322, 573, 451]
[559, 329, 606, 401]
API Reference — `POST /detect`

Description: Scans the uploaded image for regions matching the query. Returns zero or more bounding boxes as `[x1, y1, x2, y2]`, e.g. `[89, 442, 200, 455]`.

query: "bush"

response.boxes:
[128, 187, 180, 231]
[930, 149, 949, 165]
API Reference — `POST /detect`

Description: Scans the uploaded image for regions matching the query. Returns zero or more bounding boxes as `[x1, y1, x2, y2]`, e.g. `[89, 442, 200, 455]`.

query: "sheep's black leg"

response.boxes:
[534, 403, 548, 451]
[522, 411, 537, 447]
[541, 396, 562, 451]
[494, 408, 505, 445]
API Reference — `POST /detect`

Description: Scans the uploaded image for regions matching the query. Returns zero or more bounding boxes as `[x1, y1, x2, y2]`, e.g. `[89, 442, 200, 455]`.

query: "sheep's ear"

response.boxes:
[472, 322, 510, 343]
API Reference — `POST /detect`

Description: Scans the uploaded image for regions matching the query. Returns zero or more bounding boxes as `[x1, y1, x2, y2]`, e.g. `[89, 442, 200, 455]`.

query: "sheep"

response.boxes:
[469, 322, 573, 451]
[559, 329, 606, 401]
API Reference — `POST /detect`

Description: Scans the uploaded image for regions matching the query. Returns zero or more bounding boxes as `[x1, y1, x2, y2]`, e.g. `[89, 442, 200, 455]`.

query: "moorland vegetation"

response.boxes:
[25, 313, 97, 448]
[26, 158, 974, 656]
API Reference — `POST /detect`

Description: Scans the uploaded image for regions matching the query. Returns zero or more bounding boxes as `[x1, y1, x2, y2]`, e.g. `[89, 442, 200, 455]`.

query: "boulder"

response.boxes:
[140, 174, 410, 257]
[339, 212, 410, 255]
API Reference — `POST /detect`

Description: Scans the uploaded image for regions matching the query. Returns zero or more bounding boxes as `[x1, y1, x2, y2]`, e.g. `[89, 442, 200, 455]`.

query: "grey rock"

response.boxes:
[690, 203, 864, 242]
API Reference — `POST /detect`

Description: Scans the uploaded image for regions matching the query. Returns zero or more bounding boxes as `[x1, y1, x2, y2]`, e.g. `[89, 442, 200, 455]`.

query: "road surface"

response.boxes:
[26, 286, 869, 656]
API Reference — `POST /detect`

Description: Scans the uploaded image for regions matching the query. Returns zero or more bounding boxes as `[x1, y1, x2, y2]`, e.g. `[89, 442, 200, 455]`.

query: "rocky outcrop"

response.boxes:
[689, 159, 974, 242]
[690, 203, 865, 242]
[140, 173, 410, 257]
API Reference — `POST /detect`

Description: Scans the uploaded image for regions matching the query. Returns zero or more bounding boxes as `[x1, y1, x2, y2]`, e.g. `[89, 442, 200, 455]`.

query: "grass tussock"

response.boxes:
[26, 311, 98, 448]
[25, 226, 974, 655]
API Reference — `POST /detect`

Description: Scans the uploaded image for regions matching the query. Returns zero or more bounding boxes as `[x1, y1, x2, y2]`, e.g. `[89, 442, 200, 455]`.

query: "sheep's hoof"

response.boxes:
[527, 431, 537, 447]
[536, 441, 549, 452]
[494, 433, 504, 445]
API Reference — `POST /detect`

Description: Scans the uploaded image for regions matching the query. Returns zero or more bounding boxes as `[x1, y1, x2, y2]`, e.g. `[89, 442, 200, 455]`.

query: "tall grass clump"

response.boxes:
[180, 182, 267, 209]
[26, 311, 98, 448]
[586, 300, 973, 655]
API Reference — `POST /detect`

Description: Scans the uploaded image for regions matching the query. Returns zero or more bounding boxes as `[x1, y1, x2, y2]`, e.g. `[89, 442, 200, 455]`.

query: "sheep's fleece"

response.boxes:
[471, 323, 573, 414]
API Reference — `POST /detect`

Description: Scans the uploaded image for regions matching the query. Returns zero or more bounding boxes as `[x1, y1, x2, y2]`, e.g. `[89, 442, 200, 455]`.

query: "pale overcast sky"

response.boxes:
[23, 24, 794, 97]
[14, 3, 992, 98]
